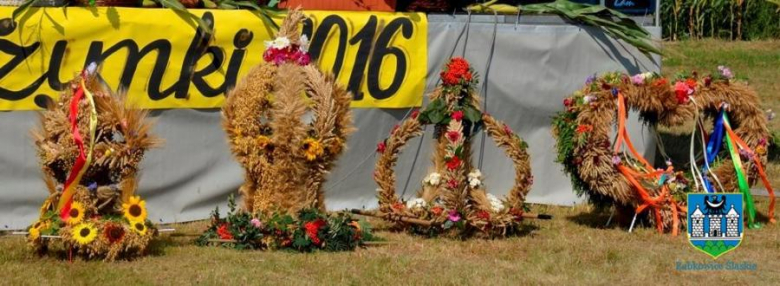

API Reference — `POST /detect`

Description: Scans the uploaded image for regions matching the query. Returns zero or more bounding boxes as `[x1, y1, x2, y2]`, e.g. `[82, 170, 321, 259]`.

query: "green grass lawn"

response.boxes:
[1, 40, 779, 285]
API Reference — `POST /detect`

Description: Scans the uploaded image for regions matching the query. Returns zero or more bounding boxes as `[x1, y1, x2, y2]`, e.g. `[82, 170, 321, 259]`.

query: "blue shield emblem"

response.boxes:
[687, 193, 743, 259]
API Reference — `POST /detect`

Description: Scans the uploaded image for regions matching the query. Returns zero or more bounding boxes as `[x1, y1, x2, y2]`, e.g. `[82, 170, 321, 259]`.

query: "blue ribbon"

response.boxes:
[701, 109, 726, 193]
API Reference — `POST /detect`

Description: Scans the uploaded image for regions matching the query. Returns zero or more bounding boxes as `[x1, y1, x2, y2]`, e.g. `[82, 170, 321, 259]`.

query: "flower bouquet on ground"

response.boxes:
[363, 57, 550, 239]
[203, 9, 373, 251]
[27, 66, 161, 261]
[196, 195, 374, 251]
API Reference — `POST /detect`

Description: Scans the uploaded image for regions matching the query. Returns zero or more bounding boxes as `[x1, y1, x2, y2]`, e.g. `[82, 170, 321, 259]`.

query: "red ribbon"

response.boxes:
[59, 82, 87, 220]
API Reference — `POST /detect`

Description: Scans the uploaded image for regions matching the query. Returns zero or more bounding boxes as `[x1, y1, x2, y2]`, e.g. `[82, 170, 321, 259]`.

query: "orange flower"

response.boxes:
[576, 125, 593, 134]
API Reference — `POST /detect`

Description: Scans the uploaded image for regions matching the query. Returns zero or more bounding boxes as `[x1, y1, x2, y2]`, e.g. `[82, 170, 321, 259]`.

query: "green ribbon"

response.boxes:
[724, 114, 760, 229]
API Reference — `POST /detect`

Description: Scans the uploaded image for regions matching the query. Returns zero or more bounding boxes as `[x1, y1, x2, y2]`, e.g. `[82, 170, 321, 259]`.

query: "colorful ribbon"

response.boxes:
[701, 109, 726, 193]
[614, 92, 685, 235]
[57, 73, 98, 220]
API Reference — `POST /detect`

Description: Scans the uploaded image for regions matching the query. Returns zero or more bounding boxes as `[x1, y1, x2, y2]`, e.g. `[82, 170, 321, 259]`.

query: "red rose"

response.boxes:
[452, 110, 464, 121]
[477, 210, 491, 220]
[446, 156, 462, 170]
[446, 130, 461, 142]
[217, 223, 233, 240]
[431, 206, 444, 216]
[563, 98, 573, 107]
[376, 142, 386, 153]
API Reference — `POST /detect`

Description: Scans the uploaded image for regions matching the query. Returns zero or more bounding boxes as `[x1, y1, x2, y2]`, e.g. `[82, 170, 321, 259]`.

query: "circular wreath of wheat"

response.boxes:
[555, 72, 772, 231]
[373, 88, 533, 236]
[222, 11, 353, 217]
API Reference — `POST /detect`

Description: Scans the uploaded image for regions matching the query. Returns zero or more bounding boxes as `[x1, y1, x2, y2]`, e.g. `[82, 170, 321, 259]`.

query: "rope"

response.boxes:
[478, 11, 499, 170]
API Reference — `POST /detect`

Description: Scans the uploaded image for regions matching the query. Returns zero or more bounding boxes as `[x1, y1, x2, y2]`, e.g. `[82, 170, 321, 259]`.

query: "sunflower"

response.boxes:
[72, 223, 98, 245]
[103, 223, 125, 243]
[28, 226, 41, 240]
[302, 138, 324, 161]
[131, 220, 148, 236]
[65, 202, 86, 225]
[123, 196, 147, 222]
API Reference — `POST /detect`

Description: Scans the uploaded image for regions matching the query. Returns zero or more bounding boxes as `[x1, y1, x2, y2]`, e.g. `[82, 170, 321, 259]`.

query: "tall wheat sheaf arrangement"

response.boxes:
[222, 10, 353, 217]
[29, 71, 161, 261]
[373, 58, 534, 237]
[552, 70, 774, 233]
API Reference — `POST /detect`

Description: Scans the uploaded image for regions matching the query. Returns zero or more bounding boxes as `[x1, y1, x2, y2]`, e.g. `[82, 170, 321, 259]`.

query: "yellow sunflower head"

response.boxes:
[123, 196, 147, 222]
[65, 202, 86, 225]
[302, 138, 324, 161]
[71, 223, 97, 245]
[130, 220, 148, 236]
[28, 226, 41, 240]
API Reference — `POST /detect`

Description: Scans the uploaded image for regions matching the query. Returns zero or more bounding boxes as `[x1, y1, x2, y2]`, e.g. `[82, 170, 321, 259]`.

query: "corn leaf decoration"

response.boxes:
[467, 0, 662, 56]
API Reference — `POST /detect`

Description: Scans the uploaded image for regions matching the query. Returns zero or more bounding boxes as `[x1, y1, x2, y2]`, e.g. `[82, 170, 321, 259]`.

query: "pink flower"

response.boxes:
[674, 81, 692, 104]
[447, 179, 459, 189]
[718, 65, 733, 79]
[631, 74, 645, 85]
[503, 124, 513, 135]
[451, 111, 464, 121]
[612, 155, 621, 165]
[447, 210, 461, 222]
[251, 218, 263, 228]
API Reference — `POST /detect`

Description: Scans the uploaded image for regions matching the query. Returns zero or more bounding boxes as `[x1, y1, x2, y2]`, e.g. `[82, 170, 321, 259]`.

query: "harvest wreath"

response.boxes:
[26, 66, 161, 261]
[359, 57, 549, 238]
[197, 10, 373, 251]
[552, 68, 775, 235]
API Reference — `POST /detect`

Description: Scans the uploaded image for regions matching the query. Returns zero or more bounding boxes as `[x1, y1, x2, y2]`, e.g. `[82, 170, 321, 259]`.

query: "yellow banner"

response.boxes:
[0, 8, 426, 110]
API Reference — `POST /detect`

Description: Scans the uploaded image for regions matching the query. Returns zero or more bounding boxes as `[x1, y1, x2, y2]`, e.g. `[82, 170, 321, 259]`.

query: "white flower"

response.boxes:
[486, 193, 504, 212]
[423, 172, 442, 186]
[468, 169, 482, 180]
[264, 36, 291, 50]
[406, 198, 427, 210]
[583, 95, 595, 104]
[469, 178, 481, 188]
[642, 72, 654, 79]
[298, 34, 310, 52]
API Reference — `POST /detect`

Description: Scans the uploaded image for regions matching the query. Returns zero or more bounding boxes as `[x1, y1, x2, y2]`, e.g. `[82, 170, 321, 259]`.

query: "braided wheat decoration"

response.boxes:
[222, 10, 353, 217]
[372, 58, 534, 237]
[28, 69, 161, 261]
[552, 69, 775, 234]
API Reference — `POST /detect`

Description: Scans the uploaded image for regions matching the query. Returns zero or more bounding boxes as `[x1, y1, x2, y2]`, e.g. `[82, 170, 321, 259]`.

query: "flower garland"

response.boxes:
[372, 57, 536, 238]
[552, 67, 775, 232]
[196, 195, 374, 252]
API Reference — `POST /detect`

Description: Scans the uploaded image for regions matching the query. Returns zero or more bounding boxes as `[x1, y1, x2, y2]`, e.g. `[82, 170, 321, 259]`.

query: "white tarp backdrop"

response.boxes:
[0, 15, 660, 229]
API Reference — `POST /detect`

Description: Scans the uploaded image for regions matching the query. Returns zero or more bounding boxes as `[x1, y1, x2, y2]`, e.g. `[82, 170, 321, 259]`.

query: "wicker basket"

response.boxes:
[74, 0, 137, 6]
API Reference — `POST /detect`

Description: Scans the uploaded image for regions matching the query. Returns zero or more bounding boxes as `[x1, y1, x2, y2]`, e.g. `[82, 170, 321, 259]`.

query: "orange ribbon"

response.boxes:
[614, 92, 685, 235]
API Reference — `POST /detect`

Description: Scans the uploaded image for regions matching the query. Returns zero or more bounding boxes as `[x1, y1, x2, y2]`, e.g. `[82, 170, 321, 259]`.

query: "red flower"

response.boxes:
[392, 202, 405, 211]
[376, 142, 386, 153]
[446, 130, 461, 142]
[652, 77, 668, 87]
[103, 223, 125, 244]
[217, 223, 233, 240]
[674, 81, 691, 104]
[451, 110, 464, 121]
[447, 179, 459, 189]
[576, 125, 593, 134]
[563, 98, 573, 107]
[440, 57, 473, 86]
[704, 76, 712, 87]
[431, 206, 444, 216]
[685, 78, 697, 89]
[446, 156, 462, 170]
[304, 219, 326, 245]
[477, 210, 491, 220]
[411, 109, 420, 119]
